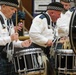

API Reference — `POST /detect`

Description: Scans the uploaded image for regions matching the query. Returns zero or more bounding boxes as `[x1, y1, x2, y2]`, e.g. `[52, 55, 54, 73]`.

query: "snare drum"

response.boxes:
[13, 48, 45, 75]
[55, 49, 76, 73]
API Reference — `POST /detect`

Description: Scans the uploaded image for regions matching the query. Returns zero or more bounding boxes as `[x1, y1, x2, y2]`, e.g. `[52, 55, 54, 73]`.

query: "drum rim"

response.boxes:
[14, 48, 44, 55]
[69, 10, 76, 54]
[56, 49, 74, 54]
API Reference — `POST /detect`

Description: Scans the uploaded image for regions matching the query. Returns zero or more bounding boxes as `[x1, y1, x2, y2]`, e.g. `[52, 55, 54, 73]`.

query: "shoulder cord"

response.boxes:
[0, 15, 14, 59]
[50, 23, 59, 57]
[7, 19, 14, 62]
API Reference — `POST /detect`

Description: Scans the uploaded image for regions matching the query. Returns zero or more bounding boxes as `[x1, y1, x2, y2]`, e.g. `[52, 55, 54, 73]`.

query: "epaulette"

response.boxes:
[39, 14, 46, 19]
[39, 13, 50, 26]
[69, 7, 76, 12]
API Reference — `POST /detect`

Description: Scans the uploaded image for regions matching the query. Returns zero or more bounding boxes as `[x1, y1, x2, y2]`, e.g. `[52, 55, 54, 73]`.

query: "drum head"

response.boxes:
[69, 9, 76, 54]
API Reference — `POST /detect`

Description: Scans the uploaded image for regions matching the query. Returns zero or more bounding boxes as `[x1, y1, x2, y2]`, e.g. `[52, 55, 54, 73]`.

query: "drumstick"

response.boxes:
[16, 11, 18, 33]
[15, 11, 18, 42]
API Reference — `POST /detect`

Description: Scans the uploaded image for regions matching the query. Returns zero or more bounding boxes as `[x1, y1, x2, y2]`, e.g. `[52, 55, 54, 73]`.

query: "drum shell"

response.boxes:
[55, 49, 76, 72]
[13, 48, 45, 74]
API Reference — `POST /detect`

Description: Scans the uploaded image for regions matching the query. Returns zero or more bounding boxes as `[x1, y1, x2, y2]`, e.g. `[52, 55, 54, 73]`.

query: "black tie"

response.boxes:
[52, 22, 56, 28]
[7, 20, 9, 26]
[7, 20, 10, 32]
[52, 22, 57, 41]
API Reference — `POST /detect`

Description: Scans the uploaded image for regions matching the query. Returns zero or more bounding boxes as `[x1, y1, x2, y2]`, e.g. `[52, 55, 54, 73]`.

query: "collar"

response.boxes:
[46, 12, 52, 22]
[0, 11, 8, 21]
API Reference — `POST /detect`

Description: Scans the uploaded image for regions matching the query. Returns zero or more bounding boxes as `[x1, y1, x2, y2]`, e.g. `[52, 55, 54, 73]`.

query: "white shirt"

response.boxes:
[57, 10, 73, 37]
[29, 13, 58, 47]
[0, 11, 22, 47]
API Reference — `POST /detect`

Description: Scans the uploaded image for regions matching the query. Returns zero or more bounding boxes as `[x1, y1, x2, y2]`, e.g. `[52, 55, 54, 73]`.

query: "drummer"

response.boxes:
[29, 2, 64, 75]
[57, 0, 74, 49]
[0, 0, 31, 75]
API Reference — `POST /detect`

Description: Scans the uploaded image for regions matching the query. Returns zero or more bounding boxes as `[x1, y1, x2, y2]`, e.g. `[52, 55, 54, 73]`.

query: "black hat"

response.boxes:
[47, 2, 64, 11]
[0, 0, 19, 8]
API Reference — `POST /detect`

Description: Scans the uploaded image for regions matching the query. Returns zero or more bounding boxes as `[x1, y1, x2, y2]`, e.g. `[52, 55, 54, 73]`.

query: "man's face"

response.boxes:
[61, 1, 71, 11]
[48, 10, 61, 22]
[2, 5, 17, 19]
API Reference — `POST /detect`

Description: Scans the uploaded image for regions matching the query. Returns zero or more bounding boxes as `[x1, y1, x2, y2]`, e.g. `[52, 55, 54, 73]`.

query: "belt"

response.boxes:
[31, 43, 50, 57]
[31, 43, 45, 49]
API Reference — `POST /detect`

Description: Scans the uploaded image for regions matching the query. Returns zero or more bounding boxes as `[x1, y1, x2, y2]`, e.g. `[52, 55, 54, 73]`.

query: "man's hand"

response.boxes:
[21, 39, 32, 47]
[45, 40, 53, 46]
[14, 22, 23, 31]
[10, 33, 19, 41]
[59, 37, 69, 44]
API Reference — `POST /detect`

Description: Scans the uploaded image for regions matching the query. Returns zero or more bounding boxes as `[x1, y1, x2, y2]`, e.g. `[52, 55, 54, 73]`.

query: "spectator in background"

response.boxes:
[12, 10, 25, 36]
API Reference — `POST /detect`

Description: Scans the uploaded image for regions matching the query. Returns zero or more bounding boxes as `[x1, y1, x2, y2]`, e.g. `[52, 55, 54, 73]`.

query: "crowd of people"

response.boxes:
[0, 0, 75, 75]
